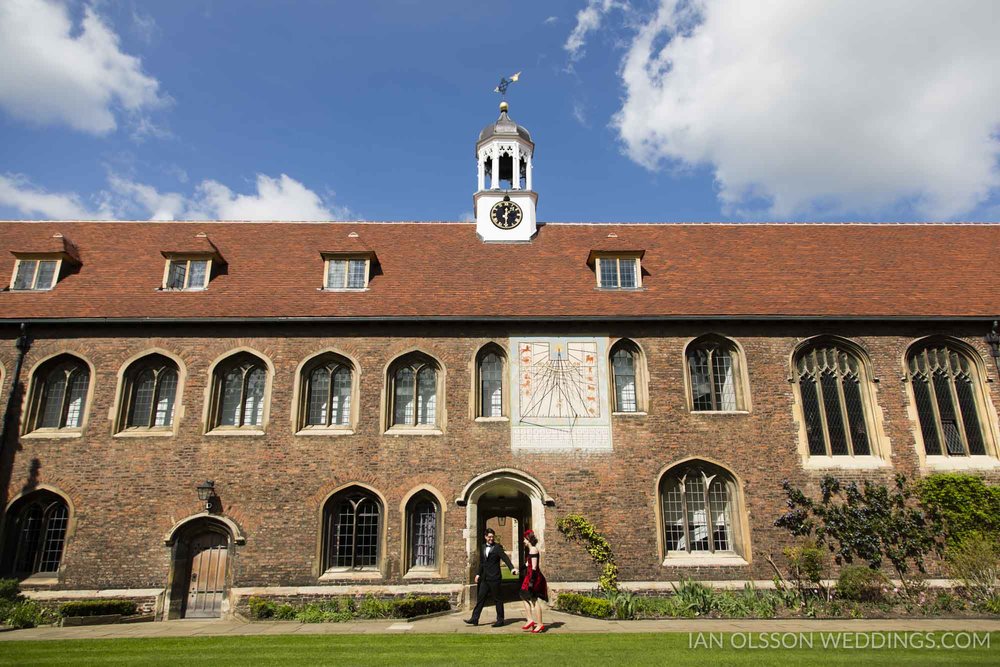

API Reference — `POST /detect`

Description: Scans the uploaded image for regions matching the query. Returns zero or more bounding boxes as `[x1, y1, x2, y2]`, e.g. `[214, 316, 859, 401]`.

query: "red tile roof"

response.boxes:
[0, 221, 997, 321]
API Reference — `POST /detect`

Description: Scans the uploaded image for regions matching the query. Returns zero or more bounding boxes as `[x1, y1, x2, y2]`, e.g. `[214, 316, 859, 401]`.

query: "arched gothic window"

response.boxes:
[211, 353, 267, 429]
[322, 489, 382, 571]
[476, 346, 505, 418]
[687, 337, 745, 411]
[389, 354, 439, 428]
[2, 492, 69, 577]
[27, 355, 90, 432]
[795, 343, 872, 457]
[907, 344, 988, 457]
[406, 493, 440, 570]
[120, 354, 179, 431]
[610, 340, 646, 413]
[300, 355, 354, 429]
[660, 463, 742, 556]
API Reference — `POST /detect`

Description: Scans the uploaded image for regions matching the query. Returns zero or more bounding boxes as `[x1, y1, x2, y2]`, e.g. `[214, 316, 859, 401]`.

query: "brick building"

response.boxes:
[1, 106, 999, 619]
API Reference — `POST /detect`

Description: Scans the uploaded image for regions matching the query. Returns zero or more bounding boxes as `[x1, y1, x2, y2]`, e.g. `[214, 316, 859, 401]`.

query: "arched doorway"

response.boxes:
[458, 470, 553, 607]
[163, 516, 243, 620]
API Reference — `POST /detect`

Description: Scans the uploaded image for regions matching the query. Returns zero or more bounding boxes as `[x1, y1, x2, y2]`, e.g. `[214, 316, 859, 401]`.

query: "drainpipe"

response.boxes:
[0, 323, 31, 471]
[986, 321, 1000, 381]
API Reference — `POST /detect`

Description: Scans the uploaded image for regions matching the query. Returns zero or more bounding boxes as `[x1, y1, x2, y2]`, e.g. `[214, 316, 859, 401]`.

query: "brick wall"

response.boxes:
[1, 320, 997, 594]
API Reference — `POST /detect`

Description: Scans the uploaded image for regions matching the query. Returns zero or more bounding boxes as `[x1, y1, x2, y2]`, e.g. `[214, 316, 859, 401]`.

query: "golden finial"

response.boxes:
[499, 101, 509, 113]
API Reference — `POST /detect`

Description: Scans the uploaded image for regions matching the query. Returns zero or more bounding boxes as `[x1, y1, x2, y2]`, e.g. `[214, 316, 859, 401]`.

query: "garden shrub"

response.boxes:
[358, 595, 393, 619]
[0, 578, 22, 603]
[247, 596, 276, 619]
[776, 474, 937, 597]
[4, 601, 55, 629]
[58, 600, 138, 617]
[632, 595, 696, 619]
[837, 566, 889, 603]
[783, 539, 827, 595]
[556, 592, 614, 618]
[945, 532, 1000, 608]
[556, 515, 619, 592]
[274, 604, 296, 620]
[391, 596, 450, 618]
[920, 474, 1000, 545]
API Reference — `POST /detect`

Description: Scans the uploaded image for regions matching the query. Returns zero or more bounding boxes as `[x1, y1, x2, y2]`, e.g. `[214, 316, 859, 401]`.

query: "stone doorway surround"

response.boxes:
[161, 512, 245, 620]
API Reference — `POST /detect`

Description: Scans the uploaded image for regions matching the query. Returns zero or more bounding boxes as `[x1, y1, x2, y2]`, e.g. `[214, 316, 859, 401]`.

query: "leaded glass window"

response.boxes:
[31, 357, 89, 431]
[124, 357, 179, 430]
[611, 345, 638, 412]
[478, 350, 504, 418]
[661, 465, 736, 556]
[687, 340, 740, 411]
[5, 494, 69, 576]
[323, 491, 381, 570]
[325, 258, 369, 289]
[408, 497, 438, 569]
[12, 259, 59, 291]
[390, 356, 439, 428]
[164, 259, 209, 290]
[597, 256, 640, 289]
[214, 355, 267, 428]
[303, 360, 352, 428]
[796, 344, 871, 457]
[908, 345, 987, 457]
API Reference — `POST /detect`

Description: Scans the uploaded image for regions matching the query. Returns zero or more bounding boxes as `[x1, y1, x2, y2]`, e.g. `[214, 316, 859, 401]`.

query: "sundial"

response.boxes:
[518, 340, 600, 420]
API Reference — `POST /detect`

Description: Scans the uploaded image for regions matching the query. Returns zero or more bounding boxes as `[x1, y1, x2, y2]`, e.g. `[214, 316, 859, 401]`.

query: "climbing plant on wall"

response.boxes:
[557, 514, 619, 592]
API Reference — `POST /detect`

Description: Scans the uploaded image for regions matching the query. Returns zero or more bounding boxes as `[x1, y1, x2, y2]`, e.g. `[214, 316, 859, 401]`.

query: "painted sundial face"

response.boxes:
[490, 200, 522, 229]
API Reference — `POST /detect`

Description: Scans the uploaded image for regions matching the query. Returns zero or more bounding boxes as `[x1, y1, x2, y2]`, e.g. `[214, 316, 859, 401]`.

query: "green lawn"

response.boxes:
[0, 633, 995, 666]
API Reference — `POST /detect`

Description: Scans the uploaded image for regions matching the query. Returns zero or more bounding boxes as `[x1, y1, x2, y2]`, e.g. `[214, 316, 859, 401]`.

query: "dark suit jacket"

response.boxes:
[477, 542, 515, 582]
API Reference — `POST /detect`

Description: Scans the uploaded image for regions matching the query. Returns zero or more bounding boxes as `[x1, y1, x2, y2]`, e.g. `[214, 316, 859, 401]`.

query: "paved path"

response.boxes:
[2, 602, 999, 641]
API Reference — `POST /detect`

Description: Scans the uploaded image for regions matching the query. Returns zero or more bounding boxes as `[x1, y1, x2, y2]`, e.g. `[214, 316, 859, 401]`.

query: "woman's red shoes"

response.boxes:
[531, 624, 546, 633]
[521, 621, 535, 630]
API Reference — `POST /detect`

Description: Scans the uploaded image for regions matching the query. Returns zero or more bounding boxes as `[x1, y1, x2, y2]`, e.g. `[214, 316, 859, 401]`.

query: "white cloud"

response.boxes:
[565, 1, 625, 61]
[0, 0, 165, 134]
[544, 16, 559, 25]
[0, 172, 348, 221]
[0, 174, 113, 219]
[614, 0, 1000, 219]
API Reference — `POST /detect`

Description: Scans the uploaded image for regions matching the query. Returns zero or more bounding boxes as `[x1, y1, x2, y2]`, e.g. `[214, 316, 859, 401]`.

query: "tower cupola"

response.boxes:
[474, 102, 537, 242]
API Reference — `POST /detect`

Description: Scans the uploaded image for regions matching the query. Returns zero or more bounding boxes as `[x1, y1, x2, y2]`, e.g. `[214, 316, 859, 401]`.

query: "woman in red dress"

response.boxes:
[519, 529, 548, 633]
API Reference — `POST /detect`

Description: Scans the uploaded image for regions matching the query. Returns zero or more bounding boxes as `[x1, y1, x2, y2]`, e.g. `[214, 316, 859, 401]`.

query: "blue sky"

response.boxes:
[1, 0, 998, 223]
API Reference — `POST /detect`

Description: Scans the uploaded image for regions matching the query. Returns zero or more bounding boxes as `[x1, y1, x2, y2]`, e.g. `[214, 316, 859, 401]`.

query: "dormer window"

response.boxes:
[164, 258, 210, 291]
[595, 255, 641, 289]
[11, 258, 60, 291]
[325, 256, 369, 290]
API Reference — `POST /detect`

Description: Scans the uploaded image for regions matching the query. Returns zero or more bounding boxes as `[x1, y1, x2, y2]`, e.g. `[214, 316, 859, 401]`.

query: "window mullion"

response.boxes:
[924, 352, 949, 457]
[834, 368, 854, 456]
[679, 477, 691, 554]
[239, 368, 250, 427]
[812, 355, 833, 456]
[326, 367, 336, 427]
[945, 364, 971, 456]
[58, 370, 73, 428]
[412, 368, 419, 426]
[706, 349, 718, 411]
[350, 502, 360, 569]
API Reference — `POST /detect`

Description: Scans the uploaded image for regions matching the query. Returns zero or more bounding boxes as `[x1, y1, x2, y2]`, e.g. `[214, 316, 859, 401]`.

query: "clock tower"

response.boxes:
[474, 102, 537, 242]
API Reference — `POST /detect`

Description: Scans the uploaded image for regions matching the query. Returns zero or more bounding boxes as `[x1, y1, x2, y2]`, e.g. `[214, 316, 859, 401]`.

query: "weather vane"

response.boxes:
[494, 71, 522, 99]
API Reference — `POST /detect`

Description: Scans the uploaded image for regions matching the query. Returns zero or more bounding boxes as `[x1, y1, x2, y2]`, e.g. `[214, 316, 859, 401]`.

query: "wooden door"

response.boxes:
[184, 531, 228, 618]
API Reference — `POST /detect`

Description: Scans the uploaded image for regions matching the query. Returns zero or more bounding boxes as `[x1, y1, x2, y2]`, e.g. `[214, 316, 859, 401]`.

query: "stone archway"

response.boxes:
[162, 514, 242, 620]
[457, 470, 553, 607]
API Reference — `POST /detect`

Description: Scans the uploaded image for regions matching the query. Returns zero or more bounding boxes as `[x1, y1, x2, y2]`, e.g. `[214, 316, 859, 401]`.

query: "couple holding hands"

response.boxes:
[464, 527, 548, 632]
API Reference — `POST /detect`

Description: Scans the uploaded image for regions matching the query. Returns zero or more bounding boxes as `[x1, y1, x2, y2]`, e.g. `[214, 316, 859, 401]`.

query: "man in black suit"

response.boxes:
[464, 527, 516, 627]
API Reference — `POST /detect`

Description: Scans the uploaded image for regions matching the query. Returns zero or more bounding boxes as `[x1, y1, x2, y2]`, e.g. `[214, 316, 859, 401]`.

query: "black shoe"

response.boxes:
[463, 619, 478, 626]
[492, 621, 505, 627]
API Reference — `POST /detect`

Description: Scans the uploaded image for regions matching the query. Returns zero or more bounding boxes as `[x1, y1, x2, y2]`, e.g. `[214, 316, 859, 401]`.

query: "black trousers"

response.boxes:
[470, 578, 504, 622]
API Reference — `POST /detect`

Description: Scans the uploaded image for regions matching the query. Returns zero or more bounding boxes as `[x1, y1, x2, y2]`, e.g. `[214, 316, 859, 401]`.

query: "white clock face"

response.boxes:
[490, 200, 523, 229]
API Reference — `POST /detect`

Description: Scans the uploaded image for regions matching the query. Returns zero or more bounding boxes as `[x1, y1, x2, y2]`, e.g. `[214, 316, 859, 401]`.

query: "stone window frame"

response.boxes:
[400, 485, 448, 579]
[609, 338, 649, 415]
[1, 486, 76, 584]
[382, 350, 445, 435]
[203, 348, 274, 436]
[654, 457, 750, 567]
[317, 483, 387, 580]
[292, 350, 360, 435]
[904, 336, 1000, 471]
[789, 336, 889, 470]
[161, 255, 213, 291]
[473, 342, 508, 421]
[683, 334, 752, 414]
[322, 253, 371, 290]
[22, 352, 96, 439]
[593, 252, 643, 290]
[9, 254, 63, 291]
[113, 350, 186, 437]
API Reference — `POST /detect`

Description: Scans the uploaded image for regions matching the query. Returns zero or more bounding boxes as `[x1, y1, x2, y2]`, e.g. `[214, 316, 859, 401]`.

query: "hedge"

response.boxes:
[555, 592, 614, 618]
[246, 595, 450, 621]
[58, 600, 138, 617]
[918, 474, 1000, 544]
[391, 596, 450, 618]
